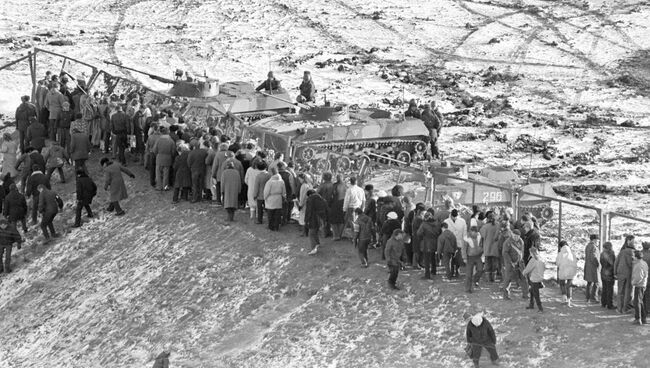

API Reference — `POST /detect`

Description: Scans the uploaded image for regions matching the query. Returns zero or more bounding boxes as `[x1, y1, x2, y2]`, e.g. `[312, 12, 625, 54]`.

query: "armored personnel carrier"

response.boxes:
[243, 103, 431, 174]
[425, 163, 555, 222]
[103, 61, 293, 124]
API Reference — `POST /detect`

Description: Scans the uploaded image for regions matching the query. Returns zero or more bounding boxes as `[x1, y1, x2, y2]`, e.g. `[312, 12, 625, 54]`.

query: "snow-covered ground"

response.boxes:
[1, 0, 650, 367]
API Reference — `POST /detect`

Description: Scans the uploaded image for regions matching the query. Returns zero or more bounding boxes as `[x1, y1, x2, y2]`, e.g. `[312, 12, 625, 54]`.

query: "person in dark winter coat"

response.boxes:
[101, 157, 135, 216]
[501, 229, 528, 300]
[25, 165, 51, 224]
[631, 250, 648, 325]
[151, 351, 170, 368]
[355, 207, 375, 267]
[26, 119, 47, 152]
[37, 184, 59, 240]
[255, 71, 282, 92]
[3, 184, 28, 233]
[172, 145, 192, 203]
[297, 71, 316, 103]
[221, 161, 241, 221]
[0, 218, 23, 273]
[73, 170, 97, 228]
[615, 235, 636, 313]
[69, 128, 91, 174]
[600, 241, 616, 309]
[417, 212, 441, 280]
[522, 222, 541, 265]
[465, 313, 499, 367]
[305, 189, 327, 255]
[384, 229, 406, 290]
[57, 102, 73, 150]
[584, 234, 600, 303]
[437, 221, 458, 278]
[153, 127, 176, 190]
[110, 105, 129, 164]
[317, 172, 335, 237]
[381, 212, 402, 261]
[15, 96, 37, 153]
[187, 141, 208, 203]
[404, 99, 421, 119]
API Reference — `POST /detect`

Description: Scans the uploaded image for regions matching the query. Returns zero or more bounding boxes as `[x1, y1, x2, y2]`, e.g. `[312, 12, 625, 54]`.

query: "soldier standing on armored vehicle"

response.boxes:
[297, 71, 316, 103]
[421, 102, 443, 159]
[256, 71, 282, 92]
[404, 99, 421, 119]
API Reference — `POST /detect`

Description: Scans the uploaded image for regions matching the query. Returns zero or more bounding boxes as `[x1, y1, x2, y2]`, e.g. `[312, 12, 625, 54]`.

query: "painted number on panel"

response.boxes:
[482, 191, 504, 203]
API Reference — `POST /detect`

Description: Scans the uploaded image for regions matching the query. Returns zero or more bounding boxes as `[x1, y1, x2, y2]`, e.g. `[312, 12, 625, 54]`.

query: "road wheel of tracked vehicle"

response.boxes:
[336, 156, 351, 172]
[396, 151, 412, 166]
[316, 158, 331, 172]
[378, 153, 391, 165]
[301, 147, 315, 161]
[415, 140, 427, 154]
[541, 206, 553, 220]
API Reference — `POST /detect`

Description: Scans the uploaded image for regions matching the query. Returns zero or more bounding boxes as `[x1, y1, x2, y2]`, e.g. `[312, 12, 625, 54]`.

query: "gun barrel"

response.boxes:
[102, 61, 175, 84]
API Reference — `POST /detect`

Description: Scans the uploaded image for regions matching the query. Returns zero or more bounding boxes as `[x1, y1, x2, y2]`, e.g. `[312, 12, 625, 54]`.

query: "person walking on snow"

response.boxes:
[465, 312, 499, 367]
[101, 157, 135, 216]
[523, 247, 545, 313]
[557, 241, 578, 307]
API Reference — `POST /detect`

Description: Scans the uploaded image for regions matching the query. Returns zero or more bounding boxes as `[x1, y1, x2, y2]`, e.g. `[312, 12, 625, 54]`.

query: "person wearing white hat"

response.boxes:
[381, 211, 401, 261]
[465, 312, 499, 367]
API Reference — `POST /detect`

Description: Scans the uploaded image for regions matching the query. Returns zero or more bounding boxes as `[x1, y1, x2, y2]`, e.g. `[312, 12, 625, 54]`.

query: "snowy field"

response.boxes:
[0, 0, 650, 367]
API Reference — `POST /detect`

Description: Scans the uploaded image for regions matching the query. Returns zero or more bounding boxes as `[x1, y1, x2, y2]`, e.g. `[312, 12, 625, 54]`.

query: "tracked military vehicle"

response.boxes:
[243, 103, 431, 175]
[103, 61, 293, 125]
[425, 163, 555, 223]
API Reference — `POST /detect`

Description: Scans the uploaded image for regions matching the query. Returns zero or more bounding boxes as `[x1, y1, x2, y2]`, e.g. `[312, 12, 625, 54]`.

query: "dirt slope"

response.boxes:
[0, 160, 648, 367]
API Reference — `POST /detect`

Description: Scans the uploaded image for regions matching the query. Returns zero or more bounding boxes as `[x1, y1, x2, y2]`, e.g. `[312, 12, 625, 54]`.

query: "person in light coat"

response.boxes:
[523, 247, 545, 312]
[557, 240, 578, 307]
[631, 250, 648, 325]
[263, 169, 286, 231]
[244, 160, 263, 219]
[1, 133, 19, 178]
[445, 209, 467, 261]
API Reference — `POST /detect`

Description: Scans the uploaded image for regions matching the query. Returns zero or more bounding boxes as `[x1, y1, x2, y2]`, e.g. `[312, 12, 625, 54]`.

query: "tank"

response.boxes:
[243, 103, 431, 174]
[103, 61, 293, 122]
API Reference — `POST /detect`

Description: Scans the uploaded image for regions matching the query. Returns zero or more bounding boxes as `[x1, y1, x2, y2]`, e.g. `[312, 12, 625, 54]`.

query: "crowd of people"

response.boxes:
[2, 70, 649, 368]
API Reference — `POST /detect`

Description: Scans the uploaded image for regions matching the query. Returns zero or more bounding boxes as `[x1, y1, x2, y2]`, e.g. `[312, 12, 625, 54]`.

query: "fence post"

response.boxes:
[558, 202, 563, 241]
[471, 182, 476, 205]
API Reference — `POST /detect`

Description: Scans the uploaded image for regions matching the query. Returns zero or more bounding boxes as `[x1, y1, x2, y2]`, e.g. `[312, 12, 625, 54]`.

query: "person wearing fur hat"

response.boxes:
[584, 234, 600, 303]
[600, 241, 616, 309]
[465, 313, 499, 367]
